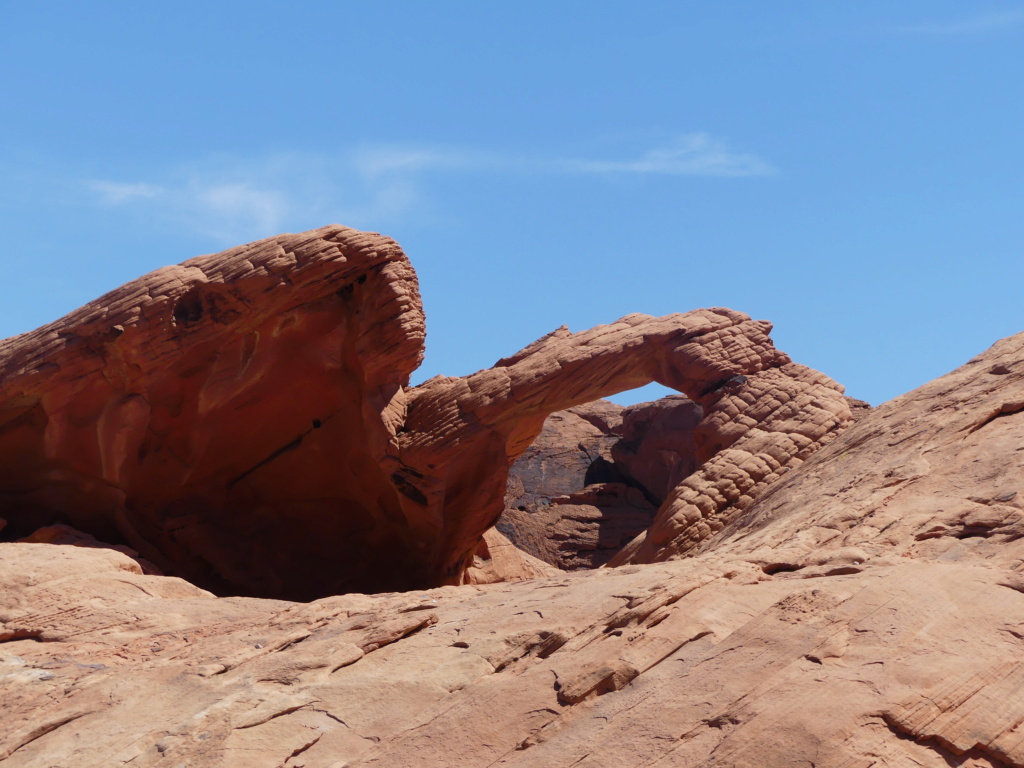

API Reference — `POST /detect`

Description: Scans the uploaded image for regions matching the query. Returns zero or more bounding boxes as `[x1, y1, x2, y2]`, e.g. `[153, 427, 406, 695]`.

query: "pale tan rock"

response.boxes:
[2, 549, 1023, 766]
[17, 523, 162, 574]
[463, 528, 561, 584]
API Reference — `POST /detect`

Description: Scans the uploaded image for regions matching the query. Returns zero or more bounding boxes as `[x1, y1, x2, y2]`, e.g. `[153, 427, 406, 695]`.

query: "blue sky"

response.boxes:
[3, 2, 1022, 406]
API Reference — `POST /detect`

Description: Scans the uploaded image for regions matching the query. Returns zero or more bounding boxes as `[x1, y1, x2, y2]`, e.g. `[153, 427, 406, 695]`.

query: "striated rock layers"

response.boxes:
[2, 329, 1024, 767]
[0, 225, 851, 598]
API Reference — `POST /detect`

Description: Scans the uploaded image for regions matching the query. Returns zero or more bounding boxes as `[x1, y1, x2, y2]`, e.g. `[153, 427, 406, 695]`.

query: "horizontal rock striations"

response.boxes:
[10, 226, 1024, 766]
[700, 329, 1024, 570]
[611, 362, 856, 566]
[393, 309, 853, 584]
[0, 225, 852, 597]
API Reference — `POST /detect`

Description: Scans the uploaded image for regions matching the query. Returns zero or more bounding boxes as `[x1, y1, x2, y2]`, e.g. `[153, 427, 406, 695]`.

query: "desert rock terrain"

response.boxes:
[2, 225, 1022, 767]
[0, 225, 851, 598]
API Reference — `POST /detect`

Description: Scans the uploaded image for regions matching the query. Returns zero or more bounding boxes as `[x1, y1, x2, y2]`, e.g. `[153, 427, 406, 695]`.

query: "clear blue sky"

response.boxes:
[3, 2, 1022, 405]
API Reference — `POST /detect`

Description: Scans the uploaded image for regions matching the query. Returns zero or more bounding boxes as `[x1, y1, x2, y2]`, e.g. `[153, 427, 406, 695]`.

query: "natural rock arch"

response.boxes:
[391, 310, 852, 583]
[0, 226, 851, 599]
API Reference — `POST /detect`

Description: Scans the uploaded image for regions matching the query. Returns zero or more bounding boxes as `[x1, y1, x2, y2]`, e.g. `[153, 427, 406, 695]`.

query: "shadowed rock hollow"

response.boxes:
[497, 397, 703, 570]
[0, 225, 852, 599]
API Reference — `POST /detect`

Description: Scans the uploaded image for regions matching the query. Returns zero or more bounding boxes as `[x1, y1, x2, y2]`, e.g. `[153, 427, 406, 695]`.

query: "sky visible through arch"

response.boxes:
[2, 2, 1022, 406]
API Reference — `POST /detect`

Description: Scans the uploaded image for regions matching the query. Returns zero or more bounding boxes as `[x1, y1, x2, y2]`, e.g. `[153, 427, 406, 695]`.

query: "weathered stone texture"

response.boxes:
[0, 226, 426, 599]
[3, 226, 1024, 768]
[395, 310, 852, 583]
[0, 226, 852, 597]
[498, 396, 703, 570]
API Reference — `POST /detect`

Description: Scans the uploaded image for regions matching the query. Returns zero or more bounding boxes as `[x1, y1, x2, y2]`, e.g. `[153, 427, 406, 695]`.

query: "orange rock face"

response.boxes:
[613, 395, 703, 503]
[394, 310, 852, 583]
[0, 226, 851, 598]
[498, 397, 702, 570]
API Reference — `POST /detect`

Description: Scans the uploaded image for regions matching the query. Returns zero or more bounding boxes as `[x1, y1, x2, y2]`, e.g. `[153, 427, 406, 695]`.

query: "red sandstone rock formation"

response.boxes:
[1, 328, 1023, 767]
[608, 356, 855, 566]
[394, 310, 852, 583]
[0, 226, 425, 599]
[612, 394, 703, 503]
[4, 225, 1024, 767]
[498, 400, 639, 569]
[0, 226, 851, 598]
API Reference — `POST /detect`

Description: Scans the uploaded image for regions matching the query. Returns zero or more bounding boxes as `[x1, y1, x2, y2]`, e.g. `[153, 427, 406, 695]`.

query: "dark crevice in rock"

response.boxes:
[0, 629, 45, 643]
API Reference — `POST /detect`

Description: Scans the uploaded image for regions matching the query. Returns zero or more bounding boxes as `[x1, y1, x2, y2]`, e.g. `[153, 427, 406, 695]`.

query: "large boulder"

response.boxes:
[0, 226, 425, 599]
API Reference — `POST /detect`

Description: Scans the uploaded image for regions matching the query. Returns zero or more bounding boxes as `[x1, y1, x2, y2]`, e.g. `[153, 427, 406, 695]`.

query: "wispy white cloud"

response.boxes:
[351, 134, 775, 178]
[90, 180, 162, 204]
[190, 182, 290, 238]
[90, 178, 291, 241]
[84, 134, 775, 243]
[87, 175, 295, 243]
[564, 134, 776, 177]
[896, 9, 1024, 35]
[352, 146, 495, 177]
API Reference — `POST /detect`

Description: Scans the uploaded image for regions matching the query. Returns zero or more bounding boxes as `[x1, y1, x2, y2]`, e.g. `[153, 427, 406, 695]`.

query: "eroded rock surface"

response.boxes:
[0, 226, 852, 597]
[699, 331, 1024, 572]
[395, 310, 853, 583]
[3, 323, 1024, 768]
[3, 227, 1024, 766]
[0, 226, 425, 599]
[612, 361, 857, 566]
[613, 395, 703, 503]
